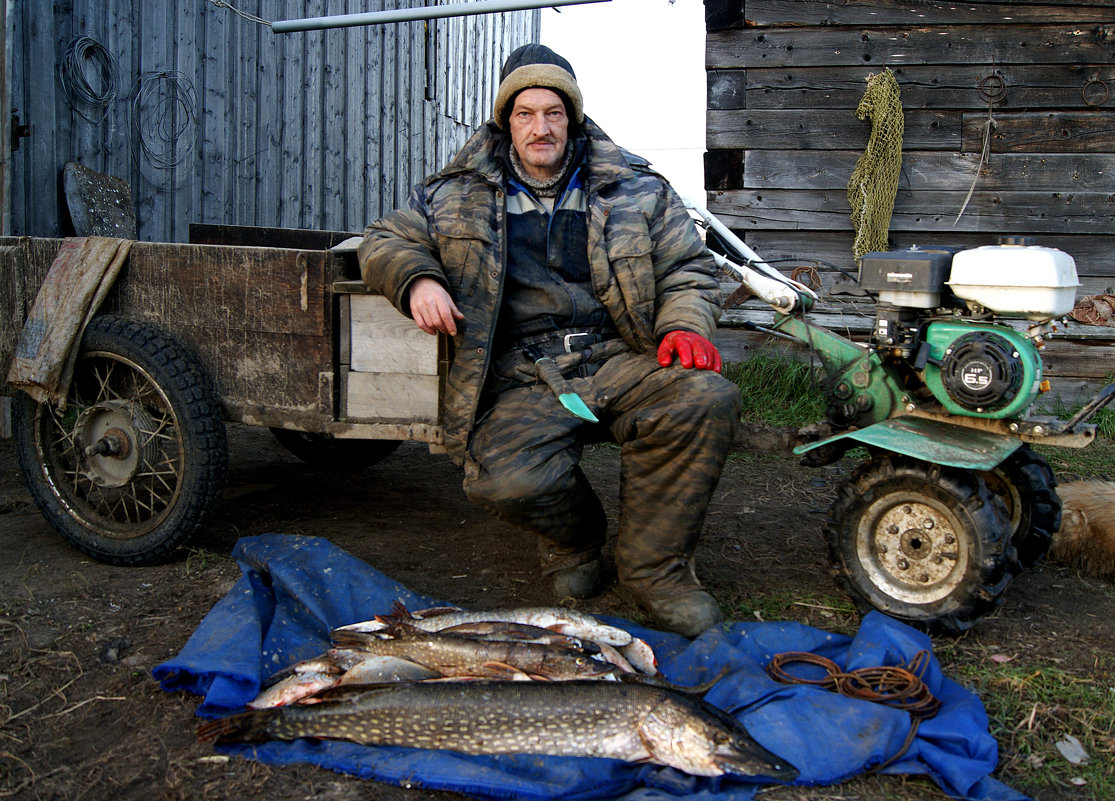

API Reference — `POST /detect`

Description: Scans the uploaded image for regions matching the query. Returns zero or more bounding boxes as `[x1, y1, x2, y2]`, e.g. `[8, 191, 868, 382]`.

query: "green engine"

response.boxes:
[921, 322, 1043, 418]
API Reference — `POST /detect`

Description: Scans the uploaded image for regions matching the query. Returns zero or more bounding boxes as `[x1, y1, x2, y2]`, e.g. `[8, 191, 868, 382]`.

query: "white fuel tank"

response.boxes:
[947, 240, 1079, 320]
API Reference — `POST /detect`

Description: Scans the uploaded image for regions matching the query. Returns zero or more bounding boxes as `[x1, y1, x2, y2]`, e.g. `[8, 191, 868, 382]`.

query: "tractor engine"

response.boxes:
[858, 239, 1079, 418]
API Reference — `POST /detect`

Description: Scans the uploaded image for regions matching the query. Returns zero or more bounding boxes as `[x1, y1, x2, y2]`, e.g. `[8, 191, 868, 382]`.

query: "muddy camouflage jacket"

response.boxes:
[358, 117, 722, 463]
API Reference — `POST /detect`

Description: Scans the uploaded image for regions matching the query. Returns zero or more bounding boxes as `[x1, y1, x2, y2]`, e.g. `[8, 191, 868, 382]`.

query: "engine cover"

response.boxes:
[922, 322, 1043, 418]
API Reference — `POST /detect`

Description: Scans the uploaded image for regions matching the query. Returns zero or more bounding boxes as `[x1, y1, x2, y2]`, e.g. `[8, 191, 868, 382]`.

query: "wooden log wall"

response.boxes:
[704, 0, 1115, 295]
[705, 1, 1115, 399]
[8, 1, 538, 243]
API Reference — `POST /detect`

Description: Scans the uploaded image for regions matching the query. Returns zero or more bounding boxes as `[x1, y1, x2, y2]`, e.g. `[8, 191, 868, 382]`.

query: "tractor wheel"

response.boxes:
[824, 455, 1015, 634]
[12, 316, 228, 565]
[980, 445, 1060, 568]
[268, 428, 400, 471]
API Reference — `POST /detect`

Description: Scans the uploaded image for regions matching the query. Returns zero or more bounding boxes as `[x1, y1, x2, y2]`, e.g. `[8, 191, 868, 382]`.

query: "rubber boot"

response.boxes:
[550, 558, 603, 600]
[619, 557, 723, 638]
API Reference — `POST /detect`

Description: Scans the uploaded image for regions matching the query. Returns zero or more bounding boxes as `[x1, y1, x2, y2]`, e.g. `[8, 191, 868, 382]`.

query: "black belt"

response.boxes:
[509, 326, 618, 355]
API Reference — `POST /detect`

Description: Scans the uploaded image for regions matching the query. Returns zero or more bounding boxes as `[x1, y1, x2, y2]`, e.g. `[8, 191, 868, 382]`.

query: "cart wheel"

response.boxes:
[12, 316, 228, 565]
[980, 445, 1060, 568]
[268, 428, 400, 471]
[824, 455, 1014, 634]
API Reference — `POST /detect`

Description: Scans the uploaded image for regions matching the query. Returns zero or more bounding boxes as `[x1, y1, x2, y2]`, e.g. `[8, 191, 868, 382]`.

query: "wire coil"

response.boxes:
[58, 36, 120, 123]
[766, 650, 941, 719]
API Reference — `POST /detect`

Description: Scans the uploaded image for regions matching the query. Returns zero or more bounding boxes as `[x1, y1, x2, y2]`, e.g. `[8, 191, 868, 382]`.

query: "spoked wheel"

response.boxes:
[12, 316, 228, 565]
[824, 455, 1015, 634]
[269, 428, 400, 471]
[980, 445, 1060, 568]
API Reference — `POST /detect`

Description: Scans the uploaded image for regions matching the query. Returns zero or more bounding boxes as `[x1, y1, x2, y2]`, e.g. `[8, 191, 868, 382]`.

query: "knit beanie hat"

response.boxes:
[492, 43, 584, 128]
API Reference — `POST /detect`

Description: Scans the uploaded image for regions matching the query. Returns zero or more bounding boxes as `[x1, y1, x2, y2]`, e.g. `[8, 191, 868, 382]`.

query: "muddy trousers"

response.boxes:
[462, 350, 741, 598]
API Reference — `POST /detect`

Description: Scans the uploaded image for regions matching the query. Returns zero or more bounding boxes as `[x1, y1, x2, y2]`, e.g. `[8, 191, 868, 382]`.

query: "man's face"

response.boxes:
[508, 87, 569, 182]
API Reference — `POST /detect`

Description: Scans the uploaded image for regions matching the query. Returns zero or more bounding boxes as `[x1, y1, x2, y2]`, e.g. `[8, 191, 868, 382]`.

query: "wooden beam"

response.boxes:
[742, 1, 1115, 27]
[707, 109, 960, 150]
[707, 25, 1115, 69]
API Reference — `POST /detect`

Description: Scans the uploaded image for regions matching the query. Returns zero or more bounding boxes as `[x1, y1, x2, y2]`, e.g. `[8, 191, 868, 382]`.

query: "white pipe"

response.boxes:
[271, 0, 611, 33]
[711, 252, 802, 313]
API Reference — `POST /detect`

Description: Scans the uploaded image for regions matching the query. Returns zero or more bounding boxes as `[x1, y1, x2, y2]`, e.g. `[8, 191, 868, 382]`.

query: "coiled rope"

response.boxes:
[58, 36, 120, 123]
[766, 649, 940, 769]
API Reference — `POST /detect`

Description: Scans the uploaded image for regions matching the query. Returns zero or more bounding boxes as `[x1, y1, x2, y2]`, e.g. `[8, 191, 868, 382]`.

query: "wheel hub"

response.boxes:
[74, 401, 160, 488]
[860, 498, 968, 604]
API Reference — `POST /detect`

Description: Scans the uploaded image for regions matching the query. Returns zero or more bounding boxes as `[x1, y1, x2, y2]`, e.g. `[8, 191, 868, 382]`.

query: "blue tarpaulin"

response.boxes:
[153, 534, 1030, 801]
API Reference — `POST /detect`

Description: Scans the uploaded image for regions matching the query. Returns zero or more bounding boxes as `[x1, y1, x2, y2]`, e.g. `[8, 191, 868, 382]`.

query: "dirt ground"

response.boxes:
[2, 423, 1113, 801]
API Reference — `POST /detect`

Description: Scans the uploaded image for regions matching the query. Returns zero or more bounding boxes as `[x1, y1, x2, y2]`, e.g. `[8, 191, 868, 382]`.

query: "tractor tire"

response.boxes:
[980, 445, 1060, 568]
[12, 316, 228, 565]
[824, 454, 1015, 634]
[268, 428, 400, 471]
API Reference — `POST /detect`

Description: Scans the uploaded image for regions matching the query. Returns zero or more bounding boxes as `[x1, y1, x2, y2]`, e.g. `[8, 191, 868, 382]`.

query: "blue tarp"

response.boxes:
[153, 534, 1030, 801]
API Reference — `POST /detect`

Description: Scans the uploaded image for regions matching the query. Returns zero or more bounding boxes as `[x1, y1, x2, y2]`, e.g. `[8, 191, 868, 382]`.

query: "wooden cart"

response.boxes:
[0, 226, 447, 564]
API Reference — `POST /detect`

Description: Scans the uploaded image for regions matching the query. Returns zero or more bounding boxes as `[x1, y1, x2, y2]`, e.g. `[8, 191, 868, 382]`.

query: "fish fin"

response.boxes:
[480, 661, 531, 680]
[330, 629, 378, 648]
[197, 709, 277, 745]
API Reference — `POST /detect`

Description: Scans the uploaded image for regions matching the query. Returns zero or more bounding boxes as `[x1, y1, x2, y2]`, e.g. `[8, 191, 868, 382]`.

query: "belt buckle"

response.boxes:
[563, 332, 593, 353]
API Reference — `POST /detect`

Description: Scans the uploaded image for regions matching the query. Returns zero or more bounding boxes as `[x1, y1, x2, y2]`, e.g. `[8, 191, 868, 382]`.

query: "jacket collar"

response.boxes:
[430, 116, 641, 195]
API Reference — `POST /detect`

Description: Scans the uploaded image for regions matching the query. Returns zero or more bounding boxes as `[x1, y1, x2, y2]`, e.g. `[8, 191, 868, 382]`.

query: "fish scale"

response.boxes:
[197, 680, 799, 780]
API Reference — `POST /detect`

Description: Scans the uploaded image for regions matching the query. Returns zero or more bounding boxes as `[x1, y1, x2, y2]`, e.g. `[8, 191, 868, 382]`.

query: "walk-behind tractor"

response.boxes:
[689, 204, 1115, 633]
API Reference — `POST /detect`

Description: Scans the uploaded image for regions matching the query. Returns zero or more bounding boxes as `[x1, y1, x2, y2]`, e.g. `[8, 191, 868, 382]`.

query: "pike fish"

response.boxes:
[330, 625, 616, 681]
[338, 603, 635, 647]
[197, 680, 799, 781]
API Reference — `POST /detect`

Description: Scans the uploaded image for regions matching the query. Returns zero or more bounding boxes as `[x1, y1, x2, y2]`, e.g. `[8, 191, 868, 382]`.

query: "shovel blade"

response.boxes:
[558, 392, 599, 423]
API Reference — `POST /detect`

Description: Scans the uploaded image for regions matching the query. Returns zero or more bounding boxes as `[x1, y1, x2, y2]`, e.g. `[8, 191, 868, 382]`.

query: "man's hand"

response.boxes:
[408, 277, 464, 336]
[657, 330, 722, 372]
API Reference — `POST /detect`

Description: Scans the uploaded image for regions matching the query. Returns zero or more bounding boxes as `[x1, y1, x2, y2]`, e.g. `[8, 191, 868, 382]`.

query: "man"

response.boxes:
[359, 44, 740, 637]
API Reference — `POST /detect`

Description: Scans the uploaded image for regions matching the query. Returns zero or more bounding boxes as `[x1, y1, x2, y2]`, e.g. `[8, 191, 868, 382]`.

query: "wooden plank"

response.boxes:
[743, 0, 1115, 27]
[254, 1, 282, 234]
[302, 1, 326, 230]
[706, 25, 1115, 69]
[707, 109, 960, 150]
[323, 0, 346, 231]
[342, 370, 439, 422]
[739, 150, 1115, 192]
[707, 189, 1115, 233]
[348, 295, 439, 375]
[741, 229, 1115, 282]
[962, 110, 1115, 153]
[715, 65, 1115, 111]
[106, 243, 330, 337]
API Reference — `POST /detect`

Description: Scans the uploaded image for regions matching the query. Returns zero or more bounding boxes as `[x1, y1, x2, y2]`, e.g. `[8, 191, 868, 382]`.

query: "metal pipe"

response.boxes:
[271, 0, 611, 34]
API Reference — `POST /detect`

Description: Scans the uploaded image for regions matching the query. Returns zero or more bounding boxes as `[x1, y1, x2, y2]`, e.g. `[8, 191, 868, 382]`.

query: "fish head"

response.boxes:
[641, 696, 799, 781]
[707, 727, 799, 782]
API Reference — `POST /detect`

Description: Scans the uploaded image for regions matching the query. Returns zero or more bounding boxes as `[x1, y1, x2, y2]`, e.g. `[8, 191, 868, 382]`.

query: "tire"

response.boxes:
[12, 316, 228, 565]
[268, 428, 400, 471]
[824, 455, 1015, 634]
[980, 446, 1060, 568]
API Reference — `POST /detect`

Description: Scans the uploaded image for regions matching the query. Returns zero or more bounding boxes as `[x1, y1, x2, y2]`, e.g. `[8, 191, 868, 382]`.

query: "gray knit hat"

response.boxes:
[493, 43, 584, 128]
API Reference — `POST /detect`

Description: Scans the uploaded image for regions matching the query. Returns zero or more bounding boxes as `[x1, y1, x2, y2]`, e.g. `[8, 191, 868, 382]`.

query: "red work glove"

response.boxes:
[656, 330, 722, 372]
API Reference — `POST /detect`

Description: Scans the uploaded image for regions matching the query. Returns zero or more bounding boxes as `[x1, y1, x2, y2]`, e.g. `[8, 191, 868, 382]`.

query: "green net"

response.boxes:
[847, 68, 904, 261]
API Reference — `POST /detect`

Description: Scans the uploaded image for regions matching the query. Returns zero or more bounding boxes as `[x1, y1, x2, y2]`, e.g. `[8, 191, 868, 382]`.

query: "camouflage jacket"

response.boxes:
[358, 117, 722, 463]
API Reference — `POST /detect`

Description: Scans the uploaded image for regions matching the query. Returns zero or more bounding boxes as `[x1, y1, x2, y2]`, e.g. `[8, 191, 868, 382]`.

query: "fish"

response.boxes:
[249, 651, 441, 709]
[330, 624, 617, 681]
[197, 679, 799, 781]
[337, 602, 634, 647]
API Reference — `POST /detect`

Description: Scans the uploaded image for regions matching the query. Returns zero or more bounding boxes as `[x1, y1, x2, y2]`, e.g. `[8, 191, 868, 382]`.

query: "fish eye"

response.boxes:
[713, 732, 730, 745]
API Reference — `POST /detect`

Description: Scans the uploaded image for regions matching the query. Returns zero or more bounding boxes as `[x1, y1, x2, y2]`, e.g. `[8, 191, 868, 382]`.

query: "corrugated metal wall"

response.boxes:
[8, 1, 539, 242]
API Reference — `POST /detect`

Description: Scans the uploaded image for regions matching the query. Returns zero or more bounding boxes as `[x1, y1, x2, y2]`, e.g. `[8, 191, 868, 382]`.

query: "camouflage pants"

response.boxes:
[462, 348, 741, 597]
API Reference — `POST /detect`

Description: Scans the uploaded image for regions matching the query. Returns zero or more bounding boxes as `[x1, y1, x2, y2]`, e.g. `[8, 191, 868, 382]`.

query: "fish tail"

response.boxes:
[196, 709, 277, 744]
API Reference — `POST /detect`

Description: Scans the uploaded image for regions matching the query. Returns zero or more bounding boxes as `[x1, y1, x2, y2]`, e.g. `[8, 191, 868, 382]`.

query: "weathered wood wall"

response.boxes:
[704, 0, 1115, 295]
[704, 1, 1115, 401]
[8, 1, 539, 243]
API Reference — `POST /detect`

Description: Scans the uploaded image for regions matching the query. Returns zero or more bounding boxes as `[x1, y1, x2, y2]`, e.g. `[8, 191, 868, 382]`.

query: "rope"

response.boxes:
[58, 36, 120, 124]
[847, 68, 904, 261]
[205, 0, 271, 26]
[955, 73, 1006, 225]
[766, 650, 941, 769]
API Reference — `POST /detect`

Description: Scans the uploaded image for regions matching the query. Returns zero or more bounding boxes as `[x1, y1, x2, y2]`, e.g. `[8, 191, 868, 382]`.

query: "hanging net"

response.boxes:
[847, 68, 904, 261]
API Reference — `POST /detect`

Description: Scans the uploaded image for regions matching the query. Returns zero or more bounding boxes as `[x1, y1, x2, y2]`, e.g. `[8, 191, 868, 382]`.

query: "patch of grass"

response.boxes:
[723, 354, 827, 428]
[943, 659, 1115, 798]
[1035, 436, 1115, 480]
[717, 586, 860, 635]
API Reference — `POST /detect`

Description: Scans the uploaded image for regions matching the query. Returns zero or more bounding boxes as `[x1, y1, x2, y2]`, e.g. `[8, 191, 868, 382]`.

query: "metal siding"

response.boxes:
[8, 0, 539, 241]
